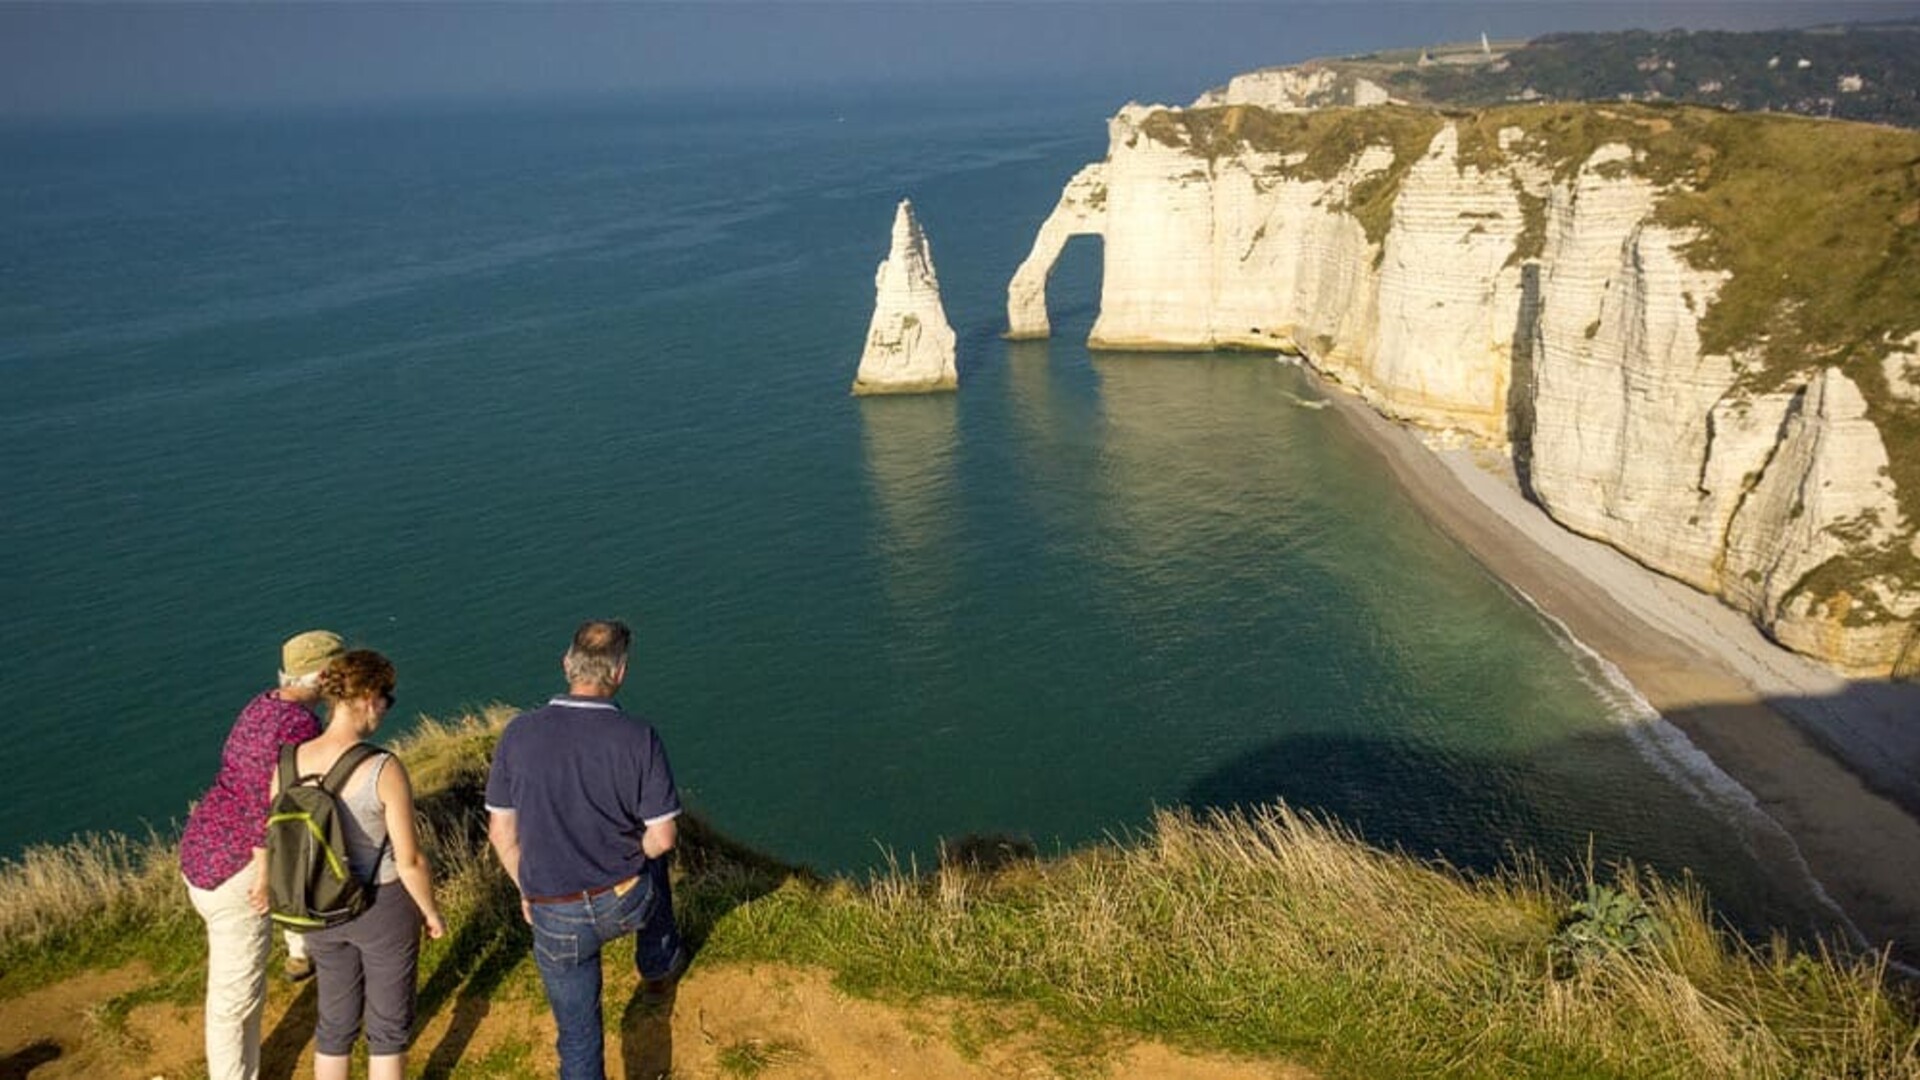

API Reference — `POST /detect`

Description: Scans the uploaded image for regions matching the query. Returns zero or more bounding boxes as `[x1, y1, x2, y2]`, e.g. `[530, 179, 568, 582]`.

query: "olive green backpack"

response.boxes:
[265, 742, 385, 931]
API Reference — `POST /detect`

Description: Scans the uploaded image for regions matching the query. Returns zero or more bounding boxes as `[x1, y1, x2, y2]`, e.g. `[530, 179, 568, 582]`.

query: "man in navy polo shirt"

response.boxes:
[486, 619, 688, 1080]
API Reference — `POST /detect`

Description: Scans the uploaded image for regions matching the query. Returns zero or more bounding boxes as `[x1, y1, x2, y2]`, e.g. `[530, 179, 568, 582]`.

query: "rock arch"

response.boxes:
[1005, 163, 1107, 340]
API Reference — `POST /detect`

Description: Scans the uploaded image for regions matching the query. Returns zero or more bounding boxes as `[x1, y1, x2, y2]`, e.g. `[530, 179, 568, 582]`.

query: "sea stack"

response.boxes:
[853, 199, 958, 395]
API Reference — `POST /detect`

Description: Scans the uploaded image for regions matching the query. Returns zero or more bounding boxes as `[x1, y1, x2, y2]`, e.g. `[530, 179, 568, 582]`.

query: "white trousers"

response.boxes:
[185, 870, 307, 1080]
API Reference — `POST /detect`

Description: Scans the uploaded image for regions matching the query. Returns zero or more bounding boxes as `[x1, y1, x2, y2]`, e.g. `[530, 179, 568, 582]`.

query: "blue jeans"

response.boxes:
[529, 862, 683, 1080]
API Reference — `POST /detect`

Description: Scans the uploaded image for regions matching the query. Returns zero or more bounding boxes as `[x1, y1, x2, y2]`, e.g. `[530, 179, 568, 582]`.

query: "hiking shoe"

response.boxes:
[285, 956, 314, 984]
[639, 948, 690, 1007]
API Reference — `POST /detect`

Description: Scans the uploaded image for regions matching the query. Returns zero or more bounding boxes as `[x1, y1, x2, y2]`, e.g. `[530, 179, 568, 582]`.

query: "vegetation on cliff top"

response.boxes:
[1137, 101, 1920, 382]
[1137, 100, 1920, 382]
[4, 709, 1917, 1078]
[1378, 22, 1920, 129]
[1137, 101, 1920, 623]
[1136, 104, 1445, 247]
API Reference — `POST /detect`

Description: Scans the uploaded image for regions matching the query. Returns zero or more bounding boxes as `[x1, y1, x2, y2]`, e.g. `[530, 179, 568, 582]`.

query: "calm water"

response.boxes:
[0, 89, 1834, 936]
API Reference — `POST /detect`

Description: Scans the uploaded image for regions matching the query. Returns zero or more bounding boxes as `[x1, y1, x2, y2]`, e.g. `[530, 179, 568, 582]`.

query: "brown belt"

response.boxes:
[525, 875, 638, 906]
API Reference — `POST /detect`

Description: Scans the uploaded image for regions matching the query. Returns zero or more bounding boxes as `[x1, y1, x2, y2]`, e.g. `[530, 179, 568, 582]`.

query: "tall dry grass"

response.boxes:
[0, 705, 519, 996]
[695, 804, 1920, 1079]
[395, 705, 525, 934]
[5, 709, 1916, 1079]
[0, 830, 189, 966]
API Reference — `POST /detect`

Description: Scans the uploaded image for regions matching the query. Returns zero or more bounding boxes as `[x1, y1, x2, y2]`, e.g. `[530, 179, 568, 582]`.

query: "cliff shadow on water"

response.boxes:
[1181, 683, 1920, 969]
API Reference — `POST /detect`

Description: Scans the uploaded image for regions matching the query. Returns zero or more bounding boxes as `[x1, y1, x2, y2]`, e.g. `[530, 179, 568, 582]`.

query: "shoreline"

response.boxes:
[1313, 372, 1920, 967]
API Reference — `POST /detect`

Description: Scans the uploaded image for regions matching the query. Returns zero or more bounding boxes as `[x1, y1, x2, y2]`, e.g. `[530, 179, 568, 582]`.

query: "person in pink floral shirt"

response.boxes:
[180, 630, 344, 1080]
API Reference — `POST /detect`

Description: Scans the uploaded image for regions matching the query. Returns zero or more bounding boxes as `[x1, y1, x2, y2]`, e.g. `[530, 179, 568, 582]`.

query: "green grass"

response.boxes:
[85, 970, 201, 1061]
[5, 710, 1917, 1078]
[691, 807, 1920, 1079]
[0, 829, 203, 999]
[715, 1037, 805, 1077]
[459, 1034, 539, 1078]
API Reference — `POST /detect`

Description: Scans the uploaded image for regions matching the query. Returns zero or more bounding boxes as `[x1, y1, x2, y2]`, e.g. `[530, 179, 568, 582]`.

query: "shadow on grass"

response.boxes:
[0, 1039, 61, 1080]
[612, 814, 803, 1079]
[618, 982, 674, 1080]
[672, 813, 812, 958]
[416, 889, 529, 1080]
[411, 768, 533, 1080]
[260, 982, 317, 1080]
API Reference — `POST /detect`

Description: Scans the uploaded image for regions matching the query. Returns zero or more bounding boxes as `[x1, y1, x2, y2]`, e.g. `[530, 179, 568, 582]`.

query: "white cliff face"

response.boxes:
[1368, 126, 1542, 433]
[1200, 143, 1382, 362]
[1725, 370, 1919, 671]
[1352, 78, 1391, 107]
[1197, 67, 1337, 109]
[1522, 159, 1919, 674]
[854, 200, 957, 396]
[1194, 67, 1390, 110]
[1007, 102, 1919, 674]
[1082, 105, 1383, 355]
[1526, 143, 1738, 588]
[1086, 106, 1236, 349]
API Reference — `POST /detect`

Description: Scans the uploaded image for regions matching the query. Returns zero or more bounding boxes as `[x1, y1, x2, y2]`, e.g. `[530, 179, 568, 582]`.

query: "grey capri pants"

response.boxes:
[304, 881, 424, 1056]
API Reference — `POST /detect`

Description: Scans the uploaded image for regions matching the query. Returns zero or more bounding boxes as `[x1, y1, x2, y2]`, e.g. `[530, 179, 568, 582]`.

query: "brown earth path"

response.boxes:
[0, 961, 1314, 1080]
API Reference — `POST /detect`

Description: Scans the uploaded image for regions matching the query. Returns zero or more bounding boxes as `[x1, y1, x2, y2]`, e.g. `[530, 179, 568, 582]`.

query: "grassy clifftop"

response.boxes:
[3, 709, 1917, 1078]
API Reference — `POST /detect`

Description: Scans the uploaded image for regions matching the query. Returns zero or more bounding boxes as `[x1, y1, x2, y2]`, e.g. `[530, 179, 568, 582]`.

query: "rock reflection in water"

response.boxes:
[859, 393, 960, 643]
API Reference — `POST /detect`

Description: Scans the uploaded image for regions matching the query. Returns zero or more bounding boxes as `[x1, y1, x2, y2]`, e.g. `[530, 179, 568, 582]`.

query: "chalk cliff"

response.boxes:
[855, 200, 958, 396]
[1191, 65, 1394, 111]
[1008, 97, 1920, 675]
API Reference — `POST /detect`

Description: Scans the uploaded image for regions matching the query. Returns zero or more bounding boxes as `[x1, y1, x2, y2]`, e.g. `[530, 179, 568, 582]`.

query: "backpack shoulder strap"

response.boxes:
[277, 743, 299, 795]
[318, 742, 383, 795]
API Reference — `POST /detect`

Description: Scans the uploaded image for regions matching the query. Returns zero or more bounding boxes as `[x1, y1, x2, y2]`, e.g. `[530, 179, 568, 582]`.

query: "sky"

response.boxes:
[4, 1, 1919, 119]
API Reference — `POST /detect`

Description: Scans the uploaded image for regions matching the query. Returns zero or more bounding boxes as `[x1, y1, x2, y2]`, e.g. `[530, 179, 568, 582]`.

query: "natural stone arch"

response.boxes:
[1005, 163, 1107, 340]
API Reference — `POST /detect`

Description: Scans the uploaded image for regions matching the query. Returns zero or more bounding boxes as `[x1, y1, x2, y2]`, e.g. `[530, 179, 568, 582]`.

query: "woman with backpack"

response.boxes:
[181, 630, 343, 1080]
[250, 648, 446, 1080]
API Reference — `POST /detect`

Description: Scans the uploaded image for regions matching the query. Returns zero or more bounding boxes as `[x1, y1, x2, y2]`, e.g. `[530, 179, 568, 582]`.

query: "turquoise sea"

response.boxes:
[0, 88, 1837, 937]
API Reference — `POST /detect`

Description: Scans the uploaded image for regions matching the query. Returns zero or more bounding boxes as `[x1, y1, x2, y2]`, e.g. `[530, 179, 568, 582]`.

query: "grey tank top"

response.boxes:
[339, 754, 399, 885]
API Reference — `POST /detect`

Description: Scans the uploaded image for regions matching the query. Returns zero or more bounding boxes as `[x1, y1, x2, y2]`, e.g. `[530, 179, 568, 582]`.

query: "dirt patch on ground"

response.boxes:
[652, 965, 1312, 1079]
[2, 960, 1314, 1080]
[0, 965, 149, 1079]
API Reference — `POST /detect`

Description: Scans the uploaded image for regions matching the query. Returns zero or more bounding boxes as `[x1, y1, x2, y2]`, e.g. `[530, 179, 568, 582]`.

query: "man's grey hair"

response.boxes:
[278, 669, 323, 690]
[564, 619, 632, 688]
